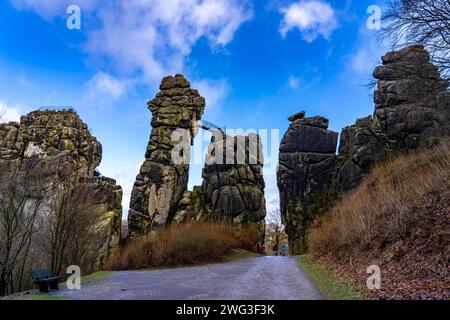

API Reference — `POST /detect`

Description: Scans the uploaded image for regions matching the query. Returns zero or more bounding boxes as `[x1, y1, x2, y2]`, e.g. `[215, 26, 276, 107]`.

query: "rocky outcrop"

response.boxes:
[172, 186, 207, 224]
[128, 75, 267, 239]
[335, 116, 388, 192]
[0, 108, 122, 260]
[79, 176, 123, 263]
[277, 114, 338, 253]
[373, 45, 450, 149]
[128, 74, 205, 237]
[278, 45, 450, 254]
[336, 45, 449, 192]
[204, 132, 266, 237]
[173, 131, 267, 240]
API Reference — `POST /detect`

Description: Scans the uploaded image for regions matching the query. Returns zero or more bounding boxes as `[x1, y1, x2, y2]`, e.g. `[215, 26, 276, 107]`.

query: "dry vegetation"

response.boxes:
[308, 139, 450, 299]
[0, 162, 109, 296]
[104, 222, 259, 270]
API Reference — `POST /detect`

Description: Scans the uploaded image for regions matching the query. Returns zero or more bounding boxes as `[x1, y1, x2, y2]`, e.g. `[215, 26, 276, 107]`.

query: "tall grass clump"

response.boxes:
[104, 221, 259, 270]
[308, 139, 450, 255]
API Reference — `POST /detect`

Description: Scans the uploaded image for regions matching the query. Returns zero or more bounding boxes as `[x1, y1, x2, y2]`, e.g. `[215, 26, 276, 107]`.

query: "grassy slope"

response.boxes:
[297, 255, 366, 300]
[307, 140, 450, 299]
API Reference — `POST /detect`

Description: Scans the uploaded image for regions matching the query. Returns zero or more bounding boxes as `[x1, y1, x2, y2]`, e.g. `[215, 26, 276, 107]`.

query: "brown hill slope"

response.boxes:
[308, 140, 450, 299]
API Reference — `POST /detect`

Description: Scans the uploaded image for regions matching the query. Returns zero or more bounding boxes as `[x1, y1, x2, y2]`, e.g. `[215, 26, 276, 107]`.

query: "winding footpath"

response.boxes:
[36, 256, 323, 300]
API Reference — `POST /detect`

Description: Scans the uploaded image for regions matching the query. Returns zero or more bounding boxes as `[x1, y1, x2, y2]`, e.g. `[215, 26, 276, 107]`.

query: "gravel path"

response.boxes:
[37, 256, 323, 300]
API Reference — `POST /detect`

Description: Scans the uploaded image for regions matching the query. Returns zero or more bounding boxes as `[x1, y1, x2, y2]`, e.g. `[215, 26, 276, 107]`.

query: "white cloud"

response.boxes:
[280, 0, 338, 42]
[85, 72, 129, 99]
[192, 78, 230, 109]
[0, 101, 22, 123]
[351, 49, 371, 74]
[288, 75, 300, 90]
[80, 72, 132, 110]
[88, 0, 252, 81]
[348, 26, 389, 80]
[11, 0, 252, 82]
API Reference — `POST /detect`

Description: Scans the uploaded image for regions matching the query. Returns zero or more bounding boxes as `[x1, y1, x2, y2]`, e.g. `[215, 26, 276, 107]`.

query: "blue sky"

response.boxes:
[0, 0, 388, 217]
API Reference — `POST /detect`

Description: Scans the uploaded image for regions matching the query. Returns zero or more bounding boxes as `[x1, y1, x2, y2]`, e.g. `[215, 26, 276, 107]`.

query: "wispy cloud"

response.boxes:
[80, 72, 132, 110]
[192, 78, 230, 117]
[279, 0, 338, 42]
[288, 75, 300, 90]
[85, 72, 129, 99]
[11, 0, 253, 82]
[346, 25, 389, 83]
[286, 74, 322, 92]
[11, 0, 249, 116]
[0, 101, 23, 123]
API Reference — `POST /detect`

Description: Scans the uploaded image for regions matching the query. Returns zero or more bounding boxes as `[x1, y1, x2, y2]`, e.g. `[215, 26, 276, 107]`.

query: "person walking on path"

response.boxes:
[281, 243, 287, 256]
[273, 244, 279, 256]
[256, 241, 263, 254]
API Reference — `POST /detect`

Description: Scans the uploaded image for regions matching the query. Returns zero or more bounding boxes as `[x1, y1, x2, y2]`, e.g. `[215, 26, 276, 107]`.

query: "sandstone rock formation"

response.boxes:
[278, 45, 450, 254]
[173, 131, 267, 240]
[373, 45, 450, 150]
[128, 74, 205, 237]
[277, 114, 338, 254]
[128, 74, 267, 239]
[0, 108, 122, 261]
[335, 116, 388, 192]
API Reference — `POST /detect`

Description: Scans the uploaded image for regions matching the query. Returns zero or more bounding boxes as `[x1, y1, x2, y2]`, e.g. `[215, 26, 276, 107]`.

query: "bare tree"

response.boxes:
[0, 162, 47, 296]
[381, 0, 450, 78]
[40, 178, 109, 276]
[265, 209, 287, 252]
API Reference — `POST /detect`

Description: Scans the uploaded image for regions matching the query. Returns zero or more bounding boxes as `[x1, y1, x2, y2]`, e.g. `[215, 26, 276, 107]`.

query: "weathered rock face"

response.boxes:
[128, 74, 205, 237]
[172, 186, 207, 224]
[204, 132, 266, 237]
[278, 45, 450, 254]
[173, 131, 267, 240]
[373, 45, 450, 149]
[1, 110, 102, 173]
[277, 114, 338, 254]
[79, 176, 123, 264]
[0, 109, 122, 260]
[335, 116, 388, 192]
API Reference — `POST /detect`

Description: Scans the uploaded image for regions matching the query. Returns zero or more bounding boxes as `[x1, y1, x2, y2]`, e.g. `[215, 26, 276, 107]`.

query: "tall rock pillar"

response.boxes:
[277, 112, 338, 254]
[202, 132, 267, 240]
[128, 74, 205, 237]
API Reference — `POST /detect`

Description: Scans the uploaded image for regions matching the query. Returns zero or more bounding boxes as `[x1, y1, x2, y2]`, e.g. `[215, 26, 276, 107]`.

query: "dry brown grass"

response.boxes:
[308, 139, 450, 255]
[104, 222, 259, 270]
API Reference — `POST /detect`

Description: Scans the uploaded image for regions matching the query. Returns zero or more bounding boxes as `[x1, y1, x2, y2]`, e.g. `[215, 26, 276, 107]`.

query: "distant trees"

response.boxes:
[381, 0, 450, 78]
[265, 209, 287, 251]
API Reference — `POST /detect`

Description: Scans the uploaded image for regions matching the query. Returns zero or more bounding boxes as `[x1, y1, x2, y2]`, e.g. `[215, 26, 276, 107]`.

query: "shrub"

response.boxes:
[104, 222, 258, 270]
[308, 139, 450, 255]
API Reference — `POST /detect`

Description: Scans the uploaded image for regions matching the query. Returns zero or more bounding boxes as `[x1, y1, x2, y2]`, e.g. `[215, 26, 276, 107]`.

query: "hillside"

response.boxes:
[307, 140, 450, 299]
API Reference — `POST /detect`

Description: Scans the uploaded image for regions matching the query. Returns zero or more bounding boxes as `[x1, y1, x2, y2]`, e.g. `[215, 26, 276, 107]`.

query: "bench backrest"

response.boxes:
[31, 268, 55, 280]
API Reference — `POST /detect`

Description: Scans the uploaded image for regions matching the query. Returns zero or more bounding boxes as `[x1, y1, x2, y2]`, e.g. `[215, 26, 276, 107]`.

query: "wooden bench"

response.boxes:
[31, 269, 64, 293]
